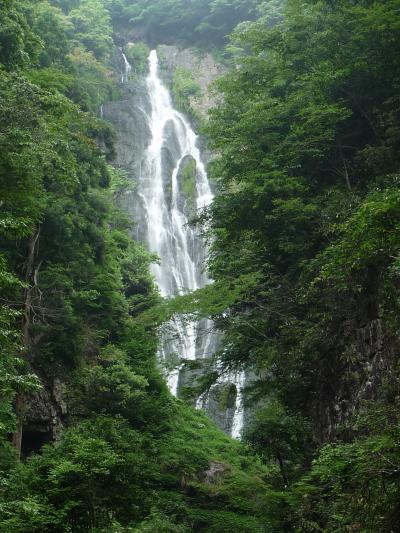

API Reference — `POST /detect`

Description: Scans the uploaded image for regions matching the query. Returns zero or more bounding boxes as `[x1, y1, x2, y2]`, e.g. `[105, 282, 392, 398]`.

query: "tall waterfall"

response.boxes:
[136, 50, 214, 393]
[114, 49, 244, 438]
[139, 50, 212, 296]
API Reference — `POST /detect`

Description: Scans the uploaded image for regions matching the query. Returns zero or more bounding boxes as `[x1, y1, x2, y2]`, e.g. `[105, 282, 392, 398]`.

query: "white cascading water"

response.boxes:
[122, 50, 244, 438]
[121, 50, 132, 83]
[231, 370, 246, 438]
[137, 50, 212, 394]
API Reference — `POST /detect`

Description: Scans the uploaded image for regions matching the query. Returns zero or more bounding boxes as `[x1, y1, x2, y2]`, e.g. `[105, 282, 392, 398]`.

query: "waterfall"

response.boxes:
[139, 50, 211, 296]
[231, 370, 246, 439]
[116, 49, 244, 437]
[121, 50, 132, 83]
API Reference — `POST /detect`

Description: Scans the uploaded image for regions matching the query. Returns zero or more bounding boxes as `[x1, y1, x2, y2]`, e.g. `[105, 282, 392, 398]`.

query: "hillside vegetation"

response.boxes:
[1, 0, 400, 531]
[0, 1, 273, 531]
[199, 1, 400, 530]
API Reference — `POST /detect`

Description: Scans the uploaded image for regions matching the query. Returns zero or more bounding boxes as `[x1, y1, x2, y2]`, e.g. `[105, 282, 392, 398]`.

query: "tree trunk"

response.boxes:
[339, 146, 352, 191]
[276, 451, 289, 488]
[11, 228, 40, 457]
[11, 395, 24, 459]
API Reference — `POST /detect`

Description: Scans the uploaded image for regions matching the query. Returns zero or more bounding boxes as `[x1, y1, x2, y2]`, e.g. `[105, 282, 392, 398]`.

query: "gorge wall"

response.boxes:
[101, 45, 245, 437]
[21, 39, 396, 448]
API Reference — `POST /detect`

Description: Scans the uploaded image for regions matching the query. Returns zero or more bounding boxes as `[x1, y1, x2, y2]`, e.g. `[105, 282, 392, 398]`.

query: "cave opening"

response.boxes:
[21, 428, 52, 457]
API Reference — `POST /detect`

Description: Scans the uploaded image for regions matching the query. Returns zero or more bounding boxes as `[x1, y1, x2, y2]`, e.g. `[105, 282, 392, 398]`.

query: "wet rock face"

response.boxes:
[177, 359, 204, 407]
[205, 382, 238, 435]
[316, 318, 399, 441]
[102, 82, 151, 174]
[176, 155, 197, 215]
[101, 80, 152, 243]
[103, 50, 246, 438]
[161, 120, 182, 209]
[22, 377, 67, 456]
[203, 461, 229, 485]
[158, 45, 225, 118]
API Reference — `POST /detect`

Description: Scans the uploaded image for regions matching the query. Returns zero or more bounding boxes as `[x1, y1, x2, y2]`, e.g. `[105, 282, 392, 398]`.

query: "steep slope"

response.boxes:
[2, 1, 400, 531]
[0, 1, 274, 531]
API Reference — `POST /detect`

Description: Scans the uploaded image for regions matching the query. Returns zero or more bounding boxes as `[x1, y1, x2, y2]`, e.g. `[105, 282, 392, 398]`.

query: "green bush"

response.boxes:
[171, 67, 201, 116]
[125, 42, 150, 76]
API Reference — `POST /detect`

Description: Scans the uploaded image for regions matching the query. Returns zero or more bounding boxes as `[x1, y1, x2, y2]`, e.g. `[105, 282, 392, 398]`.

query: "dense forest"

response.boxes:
[1, 0, 400, 531]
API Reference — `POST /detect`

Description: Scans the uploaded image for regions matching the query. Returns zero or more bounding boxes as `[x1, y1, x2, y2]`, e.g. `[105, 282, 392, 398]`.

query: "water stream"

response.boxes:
[120, 49, 132, 83]
[118, 49, 244, 438]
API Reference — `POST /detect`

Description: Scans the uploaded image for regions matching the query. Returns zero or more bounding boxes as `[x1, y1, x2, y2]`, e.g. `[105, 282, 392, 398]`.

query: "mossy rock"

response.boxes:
[177, 155, 197, 214]
[217, 382, 237, 410]
[124, 42, 150, 76]
[205, 382, 237, 435]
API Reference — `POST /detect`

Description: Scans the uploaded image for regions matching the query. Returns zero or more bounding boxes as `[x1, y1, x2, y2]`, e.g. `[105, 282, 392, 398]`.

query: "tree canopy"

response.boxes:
[1, 0, 400, 531]
[0, 1, 275, 531]
[196, 0, 400, 529]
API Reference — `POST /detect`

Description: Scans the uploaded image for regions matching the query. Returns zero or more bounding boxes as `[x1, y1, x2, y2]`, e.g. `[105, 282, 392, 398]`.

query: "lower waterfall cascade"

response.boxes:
[116, 49, 245, 438]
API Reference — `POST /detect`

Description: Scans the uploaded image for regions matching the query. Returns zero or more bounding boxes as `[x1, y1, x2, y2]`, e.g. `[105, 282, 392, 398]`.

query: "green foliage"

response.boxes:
[0, 67, 94, 437]
[116, 0, 260, 49]
[244, 399, 312, 486]
[319, 184, 400, 282]
[0, 3, 275, 532]
[193, 0, 400, 529]
[204, 0, 400, 404]
[0, 307, 40, 440]
[133, 509, 189, 532]
[68, 0, 113, 60]
[71, 345, 148, 420]
[0, 0, 147, 437]
[0, 0, 41, 70]
[2, 0, 400, 530]
[0, 407, 272, 531]
[124, 42, 150, 76]
[26, 67, 74, 94]
[68, 46, 121, 112]
[0, 417, 148, 531]
[172, 67, 201, 116]
[292, 404, 400, 532]
[30, 2, 72, 68]
[27, 0, 121, 112]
